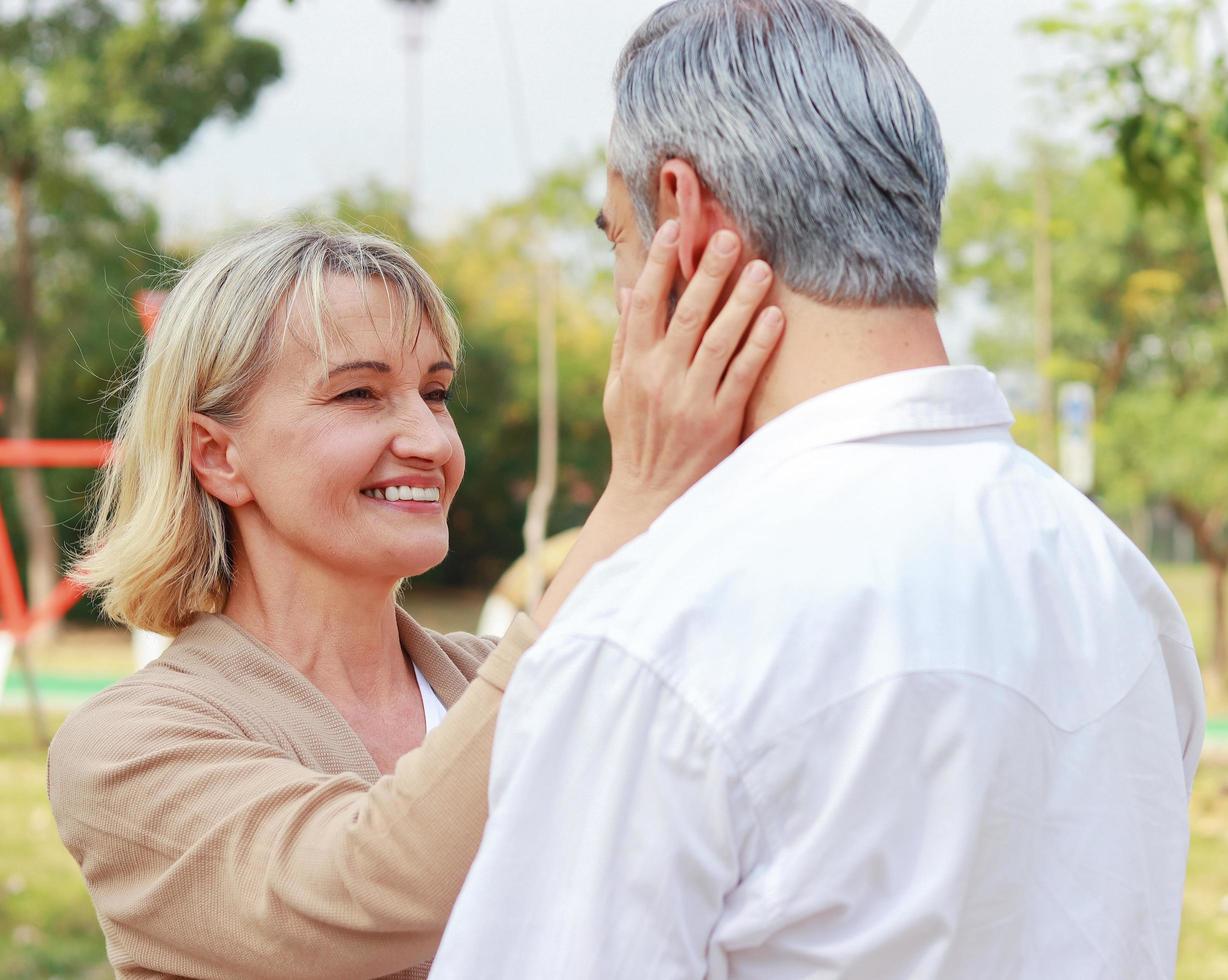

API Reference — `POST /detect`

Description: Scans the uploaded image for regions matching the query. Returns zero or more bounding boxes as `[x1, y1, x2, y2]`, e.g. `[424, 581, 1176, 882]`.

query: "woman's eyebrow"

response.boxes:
[428, 360, 456, 374]
[328, 360, 391, 378]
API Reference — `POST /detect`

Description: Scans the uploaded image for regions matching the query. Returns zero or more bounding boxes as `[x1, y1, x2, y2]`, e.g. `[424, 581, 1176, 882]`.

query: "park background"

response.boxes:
[0, 0, 1226, 976]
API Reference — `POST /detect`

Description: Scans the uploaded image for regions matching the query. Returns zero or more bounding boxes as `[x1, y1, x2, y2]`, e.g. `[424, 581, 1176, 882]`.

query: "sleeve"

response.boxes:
[429, 633, 755, 979]
[46, 614, 538, 980]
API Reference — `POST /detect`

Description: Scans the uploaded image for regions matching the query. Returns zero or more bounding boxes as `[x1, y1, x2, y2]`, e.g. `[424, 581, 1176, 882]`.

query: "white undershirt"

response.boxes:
[412, 662, 447, 733]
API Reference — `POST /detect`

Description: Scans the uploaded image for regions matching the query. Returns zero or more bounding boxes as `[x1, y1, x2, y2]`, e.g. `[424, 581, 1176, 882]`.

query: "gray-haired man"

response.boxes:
[432, 2, 1203, 977]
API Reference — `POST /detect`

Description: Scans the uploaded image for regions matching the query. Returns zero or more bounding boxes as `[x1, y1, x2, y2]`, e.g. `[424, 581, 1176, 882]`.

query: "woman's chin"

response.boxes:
[390, 546, 449, 582]
[328, 537, 450, 587]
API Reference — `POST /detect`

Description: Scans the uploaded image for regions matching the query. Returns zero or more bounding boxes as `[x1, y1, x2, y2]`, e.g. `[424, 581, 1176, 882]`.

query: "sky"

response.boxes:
[99, 0, 1104, 245]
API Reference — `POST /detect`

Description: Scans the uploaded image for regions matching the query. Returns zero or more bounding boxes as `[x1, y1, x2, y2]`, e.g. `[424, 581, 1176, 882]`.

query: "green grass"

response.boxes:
[0, 712, 110, 979]
[0, 581, 1225, 977]
[1157, 563, 1225, 717]
[1180, 760, 1228, 979]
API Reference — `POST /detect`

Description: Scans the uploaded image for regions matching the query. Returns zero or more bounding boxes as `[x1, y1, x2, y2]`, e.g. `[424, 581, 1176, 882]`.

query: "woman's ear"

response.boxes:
[189, 413, 252, 508]
[657, 159, 733, 280]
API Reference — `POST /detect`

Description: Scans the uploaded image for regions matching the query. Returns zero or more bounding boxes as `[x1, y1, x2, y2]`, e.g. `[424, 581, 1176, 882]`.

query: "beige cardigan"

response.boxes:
[47, 607, 539, 980]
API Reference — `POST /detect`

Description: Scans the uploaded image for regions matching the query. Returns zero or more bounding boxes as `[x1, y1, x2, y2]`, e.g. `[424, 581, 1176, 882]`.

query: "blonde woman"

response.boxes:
[47, 220, 783, 979]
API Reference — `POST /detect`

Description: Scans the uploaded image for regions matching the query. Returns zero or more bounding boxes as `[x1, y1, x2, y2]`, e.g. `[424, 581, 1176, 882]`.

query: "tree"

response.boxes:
[431, 153, 616, 588]
[1027, 0, 1228, 682]
[0, 0, 282, 618]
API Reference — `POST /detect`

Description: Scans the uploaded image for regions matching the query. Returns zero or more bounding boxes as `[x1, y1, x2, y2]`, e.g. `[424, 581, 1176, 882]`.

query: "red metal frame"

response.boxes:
[0, 291, 165, 640]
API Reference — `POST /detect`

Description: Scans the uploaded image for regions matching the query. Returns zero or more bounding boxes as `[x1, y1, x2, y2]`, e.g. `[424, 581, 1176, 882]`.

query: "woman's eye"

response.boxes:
[337, 387, 375, 401]
[425, 388, 454, 404]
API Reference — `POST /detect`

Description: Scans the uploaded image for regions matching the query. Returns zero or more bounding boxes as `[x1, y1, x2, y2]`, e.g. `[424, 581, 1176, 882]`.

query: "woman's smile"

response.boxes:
[360, 481, 444, 510]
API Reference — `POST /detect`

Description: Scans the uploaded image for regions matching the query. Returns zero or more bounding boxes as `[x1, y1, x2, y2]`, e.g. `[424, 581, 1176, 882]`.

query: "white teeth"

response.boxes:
[364, 485, 441, 502]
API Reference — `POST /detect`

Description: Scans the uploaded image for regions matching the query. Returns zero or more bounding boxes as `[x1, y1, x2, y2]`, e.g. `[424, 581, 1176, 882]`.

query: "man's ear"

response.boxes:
[189, 413, 253, 509]
[657, 158, 733, 280]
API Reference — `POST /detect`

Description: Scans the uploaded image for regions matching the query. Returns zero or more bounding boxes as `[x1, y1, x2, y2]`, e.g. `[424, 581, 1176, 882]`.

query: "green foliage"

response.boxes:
[1027, 0, 1228, 209]
[435, 157, 616, 585]
[0, 1, 284, 615]
[1100, 388, 1228, 513]
[944, 153, 1224, 376]
[0, 1, 282, 170]
[943, 147, 1228, 520]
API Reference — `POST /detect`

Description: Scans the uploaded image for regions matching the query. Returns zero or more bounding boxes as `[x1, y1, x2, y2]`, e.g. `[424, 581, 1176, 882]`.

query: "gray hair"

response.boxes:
[610, 0, 948, 309]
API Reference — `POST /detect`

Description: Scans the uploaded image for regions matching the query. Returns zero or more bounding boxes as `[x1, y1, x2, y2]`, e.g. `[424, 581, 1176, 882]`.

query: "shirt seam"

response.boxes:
[760, 645, 1174, 749]
[1157, 630, 1195, 651]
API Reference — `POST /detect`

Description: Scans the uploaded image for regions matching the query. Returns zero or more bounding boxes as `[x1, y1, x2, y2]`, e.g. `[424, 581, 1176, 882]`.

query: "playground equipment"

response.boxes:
[476, 526, 582, 635]
[0, 290, 167, 740]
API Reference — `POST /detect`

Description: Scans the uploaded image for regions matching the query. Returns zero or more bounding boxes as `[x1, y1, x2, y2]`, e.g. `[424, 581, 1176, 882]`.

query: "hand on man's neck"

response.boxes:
[743, 289, 949, 438]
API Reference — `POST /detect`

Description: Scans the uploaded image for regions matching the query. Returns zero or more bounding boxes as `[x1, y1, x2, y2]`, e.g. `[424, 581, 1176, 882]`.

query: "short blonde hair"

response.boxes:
[77, 222, 460, 636]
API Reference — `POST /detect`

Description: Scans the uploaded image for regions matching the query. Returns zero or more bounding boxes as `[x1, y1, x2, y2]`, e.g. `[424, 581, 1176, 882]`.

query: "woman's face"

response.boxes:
[225, 273, 464, 586]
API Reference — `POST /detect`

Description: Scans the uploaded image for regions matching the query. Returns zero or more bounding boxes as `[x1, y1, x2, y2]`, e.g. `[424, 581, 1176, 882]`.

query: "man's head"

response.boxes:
[603, 0, 947, 311]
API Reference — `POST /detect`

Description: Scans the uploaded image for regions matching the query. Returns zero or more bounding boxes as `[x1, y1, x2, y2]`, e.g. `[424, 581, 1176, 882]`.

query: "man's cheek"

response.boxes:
[614, 254, 642, 297]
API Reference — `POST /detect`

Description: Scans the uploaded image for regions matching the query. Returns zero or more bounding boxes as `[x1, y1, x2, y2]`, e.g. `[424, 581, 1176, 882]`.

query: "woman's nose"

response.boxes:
[389, 399, 454, 465]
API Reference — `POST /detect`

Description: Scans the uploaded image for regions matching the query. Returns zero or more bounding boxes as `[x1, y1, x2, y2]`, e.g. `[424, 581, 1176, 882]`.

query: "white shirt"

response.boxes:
[431, 366, 1205, 980]
[413, 662, 447, 732]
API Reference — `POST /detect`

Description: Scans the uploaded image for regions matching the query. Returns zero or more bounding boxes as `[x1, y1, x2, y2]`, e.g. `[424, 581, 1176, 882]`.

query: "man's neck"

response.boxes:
[744, 291, 949, 437]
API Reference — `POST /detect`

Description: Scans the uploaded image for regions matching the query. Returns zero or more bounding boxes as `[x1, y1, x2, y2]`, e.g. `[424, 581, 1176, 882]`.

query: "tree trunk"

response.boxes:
[1033, 160, 1056, 467]
[1211, 559, 1227, 688]
[522, 258, 558, 611]
[1097, 326, 1136, 407]
[1172, 499, 1227, 690]
[1201, 181, 1228, 312]
[5, 173, 60, 630]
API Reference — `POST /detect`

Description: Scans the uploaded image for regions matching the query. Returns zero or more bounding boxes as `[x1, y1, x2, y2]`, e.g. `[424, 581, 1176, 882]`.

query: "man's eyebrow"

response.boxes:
[328, 360, 391, 378]
[595, 210, 609, 233]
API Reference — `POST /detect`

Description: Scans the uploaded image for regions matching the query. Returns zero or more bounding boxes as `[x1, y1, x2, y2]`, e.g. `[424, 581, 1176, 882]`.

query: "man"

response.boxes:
[432, 1, 1205, 976]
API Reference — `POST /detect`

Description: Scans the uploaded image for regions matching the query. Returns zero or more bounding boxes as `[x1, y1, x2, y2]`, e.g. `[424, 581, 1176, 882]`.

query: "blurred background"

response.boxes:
[0, 0, 1225, 976]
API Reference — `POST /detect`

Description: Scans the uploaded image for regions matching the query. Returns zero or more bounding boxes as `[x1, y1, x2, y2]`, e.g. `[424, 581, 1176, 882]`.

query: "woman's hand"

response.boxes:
[602, 219, 783, 513]
[533, 220, 782, 626]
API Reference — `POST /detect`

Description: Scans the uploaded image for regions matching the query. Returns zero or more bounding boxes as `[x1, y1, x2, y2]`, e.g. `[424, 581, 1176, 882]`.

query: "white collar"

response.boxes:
[736, 365, 1015, 468]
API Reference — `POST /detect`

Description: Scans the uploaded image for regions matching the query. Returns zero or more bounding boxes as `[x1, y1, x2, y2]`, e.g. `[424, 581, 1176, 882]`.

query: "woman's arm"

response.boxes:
[534, 224, 782, 625]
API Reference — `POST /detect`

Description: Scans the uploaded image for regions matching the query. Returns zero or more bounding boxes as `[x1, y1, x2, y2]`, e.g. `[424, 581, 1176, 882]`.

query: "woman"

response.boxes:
[48, 220, 782, 979]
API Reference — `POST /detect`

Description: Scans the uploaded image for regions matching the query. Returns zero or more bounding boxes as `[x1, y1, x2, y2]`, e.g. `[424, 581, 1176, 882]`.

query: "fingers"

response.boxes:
[660, 229, 743, 365]
[714, 306, 785, 412]
[624, 220, 681, 356]
[686, 259, 778, 395]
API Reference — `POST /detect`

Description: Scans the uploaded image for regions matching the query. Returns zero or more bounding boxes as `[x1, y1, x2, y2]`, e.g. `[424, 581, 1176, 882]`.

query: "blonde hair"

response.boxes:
[78, 222, 461, 636]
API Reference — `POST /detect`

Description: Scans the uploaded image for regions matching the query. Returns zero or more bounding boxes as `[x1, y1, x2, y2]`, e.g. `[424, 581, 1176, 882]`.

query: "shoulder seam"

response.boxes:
[526, 630, 775, 851]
